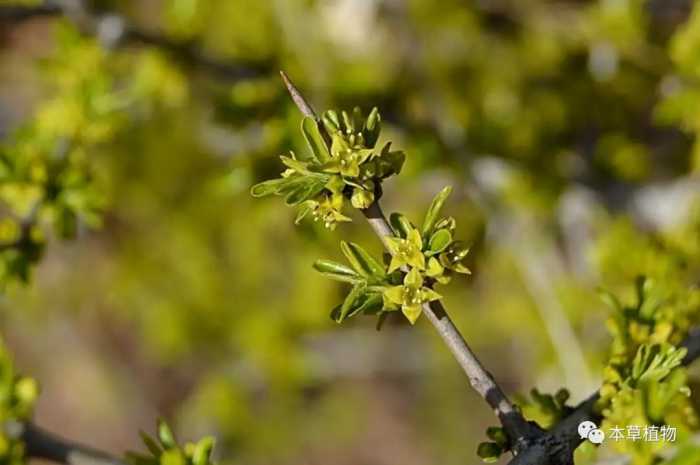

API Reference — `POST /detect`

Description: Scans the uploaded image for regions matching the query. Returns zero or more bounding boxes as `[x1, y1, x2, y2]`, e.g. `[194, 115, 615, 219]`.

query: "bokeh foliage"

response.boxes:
[2, 0, 700, 464]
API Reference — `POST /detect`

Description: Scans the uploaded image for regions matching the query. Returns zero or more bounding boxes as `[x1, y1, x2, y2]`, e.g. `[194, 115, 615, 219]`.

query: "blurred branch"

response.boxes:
[0, 3, 61, 21]
[6, 421, 125, 465]
[0, 0, 268, 81]
[506, 327, 700, 465]
[278, 71, 542, 455]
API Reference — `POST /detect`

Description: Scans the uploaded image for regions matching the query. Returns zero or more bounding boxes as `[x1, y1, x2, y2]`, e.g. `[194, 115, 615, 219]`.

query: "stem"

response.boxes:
[6, 421, 125, 465]
[362, 202, 539, 448]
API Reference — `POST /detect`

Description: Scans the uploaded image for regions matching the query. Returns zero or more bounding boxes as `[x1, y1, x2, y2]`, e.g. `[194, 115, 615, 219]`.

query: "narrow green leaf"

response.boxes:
[422, 186, 453, 237]
[294, 201, 315, 224]
[389, 213, 413, 239]
[322, 110, 340, 135]
[192, 437, 215, 465]
[341, 110, 353, 133]
[313, 259, 358, 276]
[355, 293, 383, 316]
[364, 107, 381, 147]
[340, 241, 386, 280]
[428, 229, 452, 254]
[301, 117, 331, 162]
[313, 259, 363, 283]
[338, 284, 367, 322]
[597, 288, 622, 311]
[322, 116, 339, 136]
[284, 178, 325, 206]
[250, 178, 286, 197]
[157, 420, 177, 449]
[280, 155, 313, 174]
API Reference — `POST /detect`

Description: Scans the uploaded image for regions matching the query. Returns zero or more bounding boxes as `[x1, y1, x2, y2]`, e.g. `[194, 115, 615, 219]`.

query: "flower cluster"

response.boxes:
[596, 278, 699, 463]
[312, 186, 470, 325]
[126, 420, 215, 465]
[598, 278, 696, 407]
[251, 107, 405, 229]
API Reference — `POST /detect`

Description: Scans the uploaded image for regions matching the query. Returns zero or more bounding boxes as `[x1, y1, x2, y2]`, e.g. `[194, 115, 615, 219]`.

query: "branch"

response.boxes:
[506, 328, 700, 465]
[278, 72, 540, 453]
[5, 421, 125, 465]
[0, 3, 61, 21]
[362, 202, 540, 449]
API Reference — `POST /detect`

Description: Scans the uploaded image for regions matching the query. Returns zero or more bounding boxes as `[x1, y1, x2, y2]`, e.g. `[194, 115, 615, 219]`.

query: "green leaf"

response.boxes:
[338, 284, 367, 322]
[192, 437, 215, 465]
[428, 229, 452, 254]
[598, 288, 622, 311]
[280, 155, 314, 174]
[284, 177, 326, 206]
[631, 343, 687, 385]
[422, 186, 453, 237]
[250, 178, 286, 197]
[157, 420, 177, 449]
[389, 213, 412, 239]
[301, 117, 331, 163]
[340, 241, 386, 280]
[322, 111, 340, 135]
[294, 201, 316, 224]
[342, 110, 354, 133]
[356, 293, 384, 315]
[477, 442, 503, 463]
[313, 259, 363, 284]
[364, 107, 381, 147]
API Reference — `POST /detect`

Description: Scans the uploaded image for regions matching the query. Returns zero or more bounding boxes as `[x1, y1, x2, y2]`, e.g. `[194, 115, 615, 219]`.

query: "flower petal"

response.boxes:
[407, 228, 423, 249]
[383, 286, 405, 305]
[404, 267, 423, 288]
[421, 287, 442, 302]
[402, 304, 423, 324]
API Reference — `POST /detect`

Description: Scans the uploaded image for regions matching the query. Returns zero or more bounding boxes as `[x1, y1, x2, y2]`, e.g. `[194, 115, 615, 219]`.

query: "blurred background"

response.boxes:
[1, 0, 700, 464]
